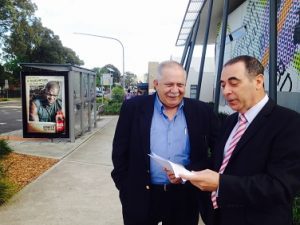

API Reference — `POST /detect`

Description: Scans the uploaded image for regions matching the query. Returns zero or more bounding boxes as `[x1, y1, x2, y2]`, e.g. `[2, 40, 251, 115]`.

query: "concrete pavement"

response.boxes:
[0, 116, 123, 225]
[0, 115, 205, 225]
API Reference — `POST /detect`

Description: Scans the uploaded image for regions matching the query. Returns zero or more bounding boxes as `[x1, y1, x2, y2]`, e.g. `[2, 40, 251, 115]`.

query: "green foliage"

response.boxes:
[0, 62, 19, 88]
[4, 19, 83, 65]
[0, 0, 36, 43]
[0, 140, 13, 158]
[102, 86, 125, 115]
[0, 142, 16, 205]
[93, 67, 102, 87]
[111, 86, 125, 103]
[0, 1, 84, 87]
[96, 96, 109, 104]
[294, 195, 300, 225]
[124, 71, 138, 89]
[0, 178, 17, 205]
[104, 102, 123, 115]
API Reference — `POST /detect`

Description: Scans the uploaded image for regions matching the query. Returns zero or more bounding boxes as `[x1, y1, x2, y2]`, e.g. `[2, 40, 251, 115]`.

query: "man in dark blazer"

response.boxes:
[180, 55, 300, 225]
[111, 60, 219, 225]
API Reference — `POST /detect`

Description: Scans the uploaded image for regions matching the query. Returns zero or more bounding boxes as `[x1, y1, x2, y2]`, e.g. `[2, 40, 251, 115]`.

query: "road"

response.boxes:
[0, 101, 23, 134]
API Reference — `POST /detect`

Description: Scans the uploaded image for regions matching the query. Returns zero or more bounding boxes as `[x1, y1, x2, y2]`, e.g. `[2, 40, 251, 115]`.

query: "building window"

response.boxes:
[190, 85, 197, 99]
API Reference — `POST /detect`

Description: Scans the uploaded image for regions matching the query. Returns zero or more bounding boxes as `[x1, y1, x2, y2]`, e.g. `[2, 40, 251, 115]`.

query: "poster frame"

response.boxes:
[21, 71, 70, 138]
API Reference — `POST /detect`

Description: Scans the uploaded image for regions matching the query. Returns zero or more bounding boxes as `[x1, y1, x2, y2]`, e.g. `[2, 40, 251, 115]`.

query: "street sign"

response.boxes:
[4, 79, 9, 89]
[102, 74, 113, 86]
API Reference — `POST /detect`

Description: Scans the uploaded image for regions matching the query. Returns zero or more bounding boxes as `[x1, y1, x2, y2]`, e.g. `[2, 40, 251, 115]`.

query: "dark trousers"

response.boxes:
[147, 184, 200, 225]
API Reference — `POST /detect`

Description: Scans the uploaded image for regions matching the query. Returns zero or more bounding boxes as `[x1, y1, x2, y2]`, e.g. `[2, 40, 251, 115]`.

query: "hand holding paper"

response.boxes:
[179, 169, 220, 192]
[148, 153, 193, 178]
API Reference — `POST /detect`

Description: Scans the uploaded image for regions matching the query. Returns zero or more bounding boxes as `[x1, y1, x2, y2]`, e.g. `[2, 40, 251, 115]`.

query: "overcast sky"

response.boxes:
[31, 0, 191, 79]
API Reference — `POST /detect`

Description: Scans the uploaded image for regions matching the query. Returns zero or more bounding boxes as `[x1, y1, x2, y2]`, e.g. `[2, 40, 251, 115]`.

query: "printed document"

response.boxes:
[148, 152, 193, 178]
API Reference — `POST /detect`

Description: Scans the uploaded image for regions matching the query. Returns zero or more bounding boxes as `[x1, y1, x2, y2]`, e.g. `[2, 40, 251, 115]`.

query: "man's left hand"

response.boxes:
[164, 168, 182, 184]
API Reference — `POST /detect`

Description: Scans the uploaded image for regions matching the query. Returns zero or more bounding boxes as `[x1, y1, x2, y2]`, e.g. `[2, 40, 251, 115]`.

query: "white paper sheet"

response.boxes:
[148, 153, 193, 178]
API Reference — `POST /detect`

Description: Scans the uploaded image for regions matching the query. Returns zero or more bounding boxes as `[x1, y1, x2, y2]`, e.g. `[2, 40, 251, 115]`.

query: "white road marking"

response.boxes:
[0, 123, 7, 125]
[0, 106, 22, 109]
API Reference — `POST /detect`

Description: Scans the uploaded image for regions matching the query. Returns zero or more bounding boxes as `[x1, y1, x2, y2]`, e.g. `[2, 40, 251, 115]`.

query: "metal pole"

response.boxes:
[196, 0, 214, 100]
[68, 72, 75, 142]
[185, 14, 201, 75]
[101, 79, 104, 104]
[180, 32, 193, 66]
[269, 0, 277, 102]
[74, 32, 125, 87]
[213, 0, 229, 113]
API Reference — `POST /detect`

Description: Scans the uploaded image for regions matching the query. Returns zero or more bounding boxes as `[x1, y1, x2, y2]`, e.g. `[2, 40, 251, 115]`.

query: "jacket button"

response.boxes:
[146, 185, 150, 190]
[147, 170, 150, 173]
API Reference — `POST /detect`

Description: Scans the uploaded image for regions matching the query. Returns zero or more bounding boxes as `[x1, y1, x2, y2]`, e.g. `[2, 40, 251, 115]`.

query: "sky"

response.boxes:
[31, 0, 191, 80]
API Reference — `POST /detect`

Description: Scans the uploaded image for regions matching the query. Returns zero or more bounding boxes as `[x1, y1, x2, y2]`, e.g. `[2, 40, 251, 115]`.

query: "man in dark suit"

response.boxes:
[111, 60, 219, 225]
[180, 55, 300, 225]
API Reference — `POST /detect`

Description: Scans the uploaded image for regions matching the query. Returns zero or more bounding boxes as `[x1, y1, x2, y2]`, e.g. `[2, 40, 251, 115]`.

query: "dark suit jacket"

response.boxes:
[111, 94, 219, 224]
[210, 99, 300, 225]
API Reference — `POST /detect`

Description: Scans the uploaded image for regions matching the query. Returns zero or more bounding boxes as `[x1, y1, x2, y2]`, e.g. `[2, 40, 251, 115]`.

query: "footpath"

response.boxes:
[0, 113, 205, 225]
[0, 116, 123, 225]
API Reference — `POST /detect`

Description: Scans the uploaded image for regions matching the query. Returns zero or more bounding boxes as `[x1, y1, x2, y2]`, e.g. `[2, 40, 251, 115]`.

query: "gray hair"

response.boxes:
[156, 60, 187, 81]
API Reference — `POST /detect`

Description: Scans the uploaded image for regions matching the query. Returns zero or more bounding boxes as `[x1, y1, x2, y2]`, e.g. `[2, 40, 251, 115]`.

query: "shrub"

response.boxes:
[0, 140, 13, 158]
[102, 86, 125, 115]
[96, 97, 109, 104]
[0, 178, 17, 205]
[104, 101, 123, 115]
[111, 86, 125, 103]
[0, 163, 17, 205]
[293, 195, 300, 225]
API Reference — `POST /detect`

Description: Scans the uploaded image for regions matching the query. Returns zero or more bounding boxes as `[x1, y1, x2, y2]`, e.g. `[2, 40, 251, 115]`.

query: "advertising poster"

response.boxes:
[22, 74, 69, 138]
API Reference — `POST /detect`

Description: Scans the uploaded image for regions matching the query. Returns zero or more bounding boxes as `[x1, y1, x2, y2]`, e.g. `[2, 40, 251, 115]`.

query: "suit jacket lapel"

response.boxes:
[183, 99, 194, 145]
[139, 94, 155, 168]
[229, 99, 275, 161]
[183, 98, 206, 157]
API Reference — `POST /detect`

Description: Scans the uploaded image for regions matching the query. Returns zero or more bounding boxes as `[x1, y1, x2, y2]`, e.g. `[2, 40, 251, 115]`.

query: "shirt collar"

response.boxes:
[242, 94, 269, 124]
[154, 94, 184, 115]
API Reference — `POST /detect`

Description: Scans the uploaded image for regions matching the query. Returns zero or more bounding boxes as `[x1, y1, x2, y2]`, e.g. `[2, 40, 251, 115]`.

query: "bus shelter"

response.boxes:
[20, 63, 96, 142]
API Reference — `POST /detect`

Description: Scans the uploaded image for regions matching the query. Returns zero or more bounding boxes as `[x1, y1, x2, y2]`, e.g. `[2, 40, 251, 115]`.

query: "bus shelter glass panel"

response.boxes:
[89, 75, 96, 125]
[82, 74, 89, 132]
[73, 73, 82, 136]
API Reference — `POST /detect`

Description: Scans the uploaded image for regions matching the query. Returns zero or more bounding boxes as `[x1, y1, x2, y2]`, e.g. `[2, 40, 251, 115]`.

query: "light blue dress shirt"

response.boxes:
[150, 95, 190, 184]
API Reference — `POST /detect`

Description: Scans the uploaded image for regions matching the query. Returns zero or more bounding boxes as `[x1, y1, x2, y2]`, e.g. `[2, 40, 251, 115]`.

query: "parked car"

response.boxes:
[96, 90, 104, 97]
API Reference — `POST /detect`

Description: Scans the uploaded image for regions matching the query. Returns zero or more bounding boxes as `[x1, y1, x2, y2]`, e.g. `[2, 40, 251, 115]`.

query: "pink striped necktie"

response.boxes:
[211, 114, 248, 209]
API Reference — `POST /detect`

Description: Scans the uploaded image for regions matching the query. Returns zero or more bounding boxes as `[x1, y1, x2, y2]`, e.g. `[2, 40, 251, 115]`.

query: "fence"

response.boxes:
[0, 89, 21, 98]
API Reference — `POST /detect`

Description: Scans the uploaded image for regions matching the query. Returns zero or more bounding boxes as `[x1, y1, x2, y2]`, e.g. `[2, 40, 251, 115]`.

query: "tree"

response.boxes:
[124, 71, 137, 88]
[4, 18, 83, 65]
[92, 67, 102, 87]
[0, 0, 37, 44]
[0, 0, 84, 88]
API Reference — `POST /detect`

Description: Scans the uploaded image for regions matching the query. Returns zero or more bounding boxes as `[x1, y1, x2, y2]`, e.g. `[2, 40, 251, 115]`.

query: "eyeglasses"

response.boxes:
[46, 92, 58, 98]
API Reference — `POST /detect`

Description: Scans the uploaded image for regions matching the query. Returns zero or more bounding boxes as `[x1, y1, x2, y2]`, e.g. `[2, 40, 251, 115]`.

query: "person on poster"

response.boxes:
[179, 55, 300, 225]
[29, 81, 64, 123]
[111, 60, 220, 225]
